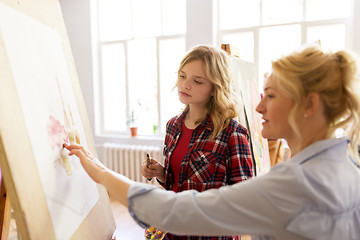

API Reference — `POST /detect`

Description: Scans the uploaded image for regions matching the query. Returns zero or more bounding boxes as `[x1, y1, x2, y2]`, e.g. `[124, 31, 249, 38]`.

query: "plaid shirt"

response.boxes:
[161, 112, 254, 240]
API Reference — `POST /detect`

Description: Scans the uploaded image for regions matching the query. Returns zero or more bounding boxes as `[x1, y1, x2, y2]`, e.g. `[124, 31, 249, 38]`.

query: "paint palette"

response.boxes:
[145, 226, 166, 240]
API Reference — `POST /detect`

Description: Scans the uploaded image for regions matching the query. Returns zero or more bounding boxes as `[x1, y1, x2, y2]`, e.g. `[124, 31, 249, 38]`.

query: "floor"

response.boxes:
[109, 197, 145, 240]
[109, 197, 252, 240]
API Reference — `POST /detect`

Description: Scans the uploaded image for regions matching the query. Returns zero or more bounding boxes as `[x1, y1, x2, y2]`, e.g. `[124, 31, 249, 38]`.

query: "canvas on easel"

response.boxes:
[0, 0, 115, 239]
[221, 44, 271, 176]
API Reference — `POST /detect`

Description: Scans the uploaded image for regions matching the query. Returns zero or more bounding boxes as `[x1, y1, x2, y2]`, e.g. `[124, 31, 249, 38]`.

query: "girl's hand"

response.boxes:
[63, 143, 107, 184]
[141, 157, 165, 183]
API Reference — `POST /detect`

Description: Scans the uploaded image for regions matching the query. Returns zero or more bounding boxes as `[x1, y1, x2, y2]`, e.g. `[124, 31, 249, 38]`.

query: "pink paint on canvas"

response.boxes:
[47, 115, 68, 150]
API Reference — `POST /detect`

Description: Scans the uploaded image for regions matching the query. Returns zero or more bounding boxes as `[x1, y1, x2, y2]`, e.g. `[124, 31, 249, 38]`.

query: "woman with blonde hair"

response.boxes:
[65, 46, 360, 239]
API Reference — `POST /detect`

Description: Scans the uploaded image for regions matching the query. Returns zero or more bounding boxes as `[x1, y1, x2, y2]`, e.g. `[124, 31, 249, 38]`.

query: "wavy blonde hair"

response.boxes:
[272, 46, 360, 163]
[177, 45, 239, 139]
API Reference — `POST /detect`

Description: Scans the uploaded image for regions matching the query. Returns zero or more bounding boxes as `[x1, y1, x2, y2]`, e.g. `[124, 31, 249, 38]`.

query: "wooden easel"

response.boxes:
[221, 43, 258, 176]
[221, 43, 271, 176]
[0, 1, 116, 239]
[0, 173, 12, 239]
[0, 178, 118, 240]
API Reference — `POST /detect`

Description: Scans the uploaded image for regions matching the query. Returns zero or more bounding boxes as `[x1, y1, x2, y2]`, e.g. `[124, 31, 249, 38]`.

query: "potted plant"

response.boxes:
[126, 110, 138, 137]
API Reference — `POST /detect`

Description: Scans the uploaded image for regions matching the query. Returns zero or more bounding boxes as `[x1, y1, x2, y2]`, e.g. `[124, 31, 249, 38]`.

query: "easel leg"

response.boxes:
[0, 174, 12, 239]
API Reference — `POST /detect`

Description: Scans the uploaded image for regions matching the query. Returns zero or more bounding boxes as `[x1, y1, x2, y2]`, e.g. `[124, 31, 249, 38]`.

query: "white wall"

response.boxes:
[186, 0, 217, 49]
[60, 0, 95, 138]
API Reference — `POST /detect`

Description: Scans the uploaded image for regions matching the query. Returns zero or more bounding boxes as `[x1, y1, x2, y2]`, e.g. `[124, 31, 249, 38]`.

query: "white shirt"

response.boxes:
[128, 137, 360, 240]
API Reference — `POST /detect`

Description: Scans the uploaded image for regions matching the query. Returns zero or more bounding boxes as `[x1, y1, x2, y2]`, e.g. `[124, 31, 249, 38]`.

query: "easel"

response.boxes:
[221, 43, 271, 176]
[0, 1, 116, 239]
[0, 179, 118, 240]
[221, 44, 255, 174]
[0, 173, 12, 239]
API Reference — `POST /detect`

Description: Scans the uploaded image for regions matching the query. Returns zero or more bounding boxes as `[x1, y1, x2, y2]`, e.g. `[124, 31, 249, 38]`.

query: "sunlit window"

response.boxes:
[259, 25, 301, 81]
[219, 0, 260, 29]
[218, 0, 352, 91]
[95, 0, 352, 139]
[262, 0, 303, 25]
[307, 24, 346, 51]
[96, 0, 186, 136]
[101, 43, 126, 132]
[306, 0, 351, 21]
[222, 32, 254, 63]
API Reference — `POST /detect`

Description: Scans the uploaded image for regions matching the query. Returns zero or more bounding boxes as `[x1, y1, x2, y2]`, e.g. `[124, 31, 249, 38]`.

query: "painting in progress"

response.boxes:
[0, 3, 98, 240]
[230, 55, 271, 176]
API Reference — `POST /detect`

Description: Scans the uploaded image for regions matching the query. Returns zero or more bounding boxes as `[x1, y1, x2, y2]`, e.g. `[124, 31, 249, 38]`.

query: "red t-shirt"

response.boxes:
[169, 121, 193, 192]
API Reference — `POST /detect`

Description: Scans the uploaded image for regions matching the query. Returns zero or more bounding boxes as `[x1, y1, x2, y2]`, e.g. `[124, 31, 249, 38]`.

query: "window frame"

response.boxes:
[93, 0, 186, 146]
[217, 0, 354, 91]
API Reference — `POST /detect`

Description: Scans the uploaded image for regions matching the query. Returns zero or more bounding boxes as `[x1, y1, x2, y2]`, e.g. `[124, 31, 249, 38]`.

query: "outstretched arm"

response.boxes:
[63, 143, 133, 206]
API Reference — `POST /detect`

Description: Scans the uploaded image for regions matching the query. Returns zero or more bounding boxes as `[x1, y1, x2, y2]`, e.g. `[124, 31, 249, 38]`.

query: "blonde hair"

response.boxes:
[272, 46, 360, 163]
[177, 45, 239, 139]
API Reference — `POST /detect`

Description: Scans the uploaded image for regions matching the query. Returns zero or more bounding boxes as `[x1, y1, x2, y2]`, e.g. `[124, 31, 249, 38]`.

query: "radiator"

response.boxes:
[102, 143, 162, 185]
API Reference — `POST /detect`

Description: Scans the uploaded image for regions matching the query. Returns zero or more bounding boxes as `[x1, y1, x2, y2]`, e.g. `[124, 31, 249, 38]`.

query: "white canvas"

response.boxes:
[0, 3, 99, 240]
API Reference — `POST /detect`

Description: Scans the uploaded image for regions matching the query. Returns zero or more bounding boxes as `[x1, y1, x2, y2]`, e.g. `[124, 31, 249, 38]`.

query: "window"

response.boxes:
[94, 0, 354, 141]
[96, 0, 186, 136]
[218, 0, 352, 91]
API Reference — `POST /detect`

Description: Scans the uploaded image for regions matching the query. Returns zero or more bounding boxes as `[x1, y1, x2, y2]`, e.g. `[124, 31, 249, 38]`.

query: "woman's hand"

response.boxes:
[63, 143, 133, 206]
[63, 143, 107, 184]
[141, 157, 165, 183]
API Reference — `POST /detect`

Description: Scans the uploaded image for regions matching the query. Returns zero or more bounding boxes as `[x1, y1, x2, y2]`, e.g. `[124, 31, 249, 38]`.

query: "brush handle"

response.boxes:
[146, 153, 152, 181]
